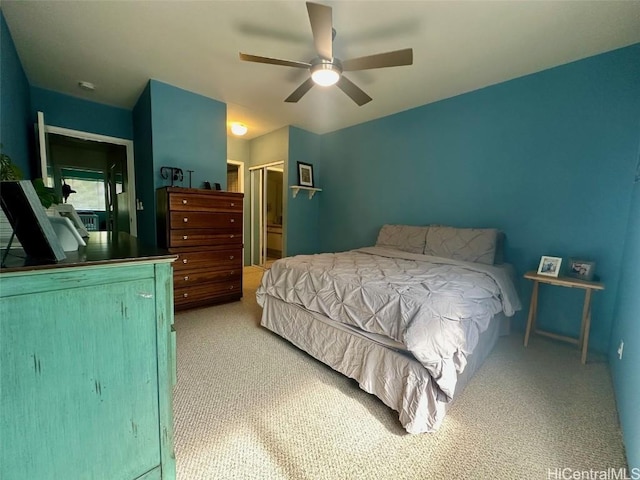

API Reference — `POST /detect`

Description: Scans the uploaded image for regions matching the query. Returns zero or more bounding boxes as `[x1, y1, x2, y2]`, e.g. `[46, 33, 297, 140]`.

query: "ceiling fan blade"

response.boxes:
[342, 48, 413, 71]
[336, 76, 372, 106]
[239, 53, 311, 69]
[307, 2, 333, 60]
[285, 78, 315, 103]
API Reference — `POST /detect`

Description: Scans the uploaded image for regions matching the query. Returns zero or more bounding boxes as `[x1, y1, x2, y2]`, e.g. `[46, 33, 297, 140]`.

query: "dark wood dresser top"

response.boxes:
[0, 232, 176, 273]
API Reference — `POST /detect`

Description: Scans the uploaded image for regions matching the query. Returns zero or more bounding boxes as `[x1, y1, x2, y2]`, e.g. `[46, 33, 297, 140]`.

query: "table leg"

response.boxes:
[524, 281, 539, 347]
[580, 289, 593, 364]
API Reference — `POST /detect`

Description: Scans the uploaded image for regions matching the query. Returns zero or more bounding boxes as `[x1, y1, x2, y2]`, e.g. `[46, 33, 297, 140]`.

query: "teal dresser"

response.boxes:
[0, 233, 177, 480]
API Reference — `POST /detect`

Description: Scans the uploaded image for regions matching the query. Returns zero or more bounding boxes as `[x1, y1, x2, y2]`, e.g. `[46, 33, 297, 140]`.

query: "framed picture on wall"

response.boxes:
[567, 258, 596, 281]
[297, 162, 314, 188]
[537, 255, 562, 277]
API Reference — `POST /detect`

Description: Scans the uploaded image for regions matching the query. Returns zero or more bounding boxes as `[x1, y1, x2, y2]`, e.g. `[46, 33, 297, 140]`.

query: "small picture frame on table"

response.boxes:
[297, 162, 314, 188]
[567, 258, 596, 281]
[537, 256, 562, 277]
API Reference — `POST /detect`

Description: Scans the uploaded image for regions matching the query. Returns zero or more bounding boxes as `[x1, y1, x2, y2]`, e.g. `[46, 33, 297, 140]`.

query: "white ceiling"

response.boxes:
[2, 1, 640, 140]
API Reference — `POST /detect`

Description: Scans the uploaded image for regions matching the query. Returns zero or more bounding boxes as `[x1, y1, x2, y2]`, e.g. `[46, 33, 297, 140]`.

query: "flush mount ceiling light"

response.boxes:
[230, 123, 248, 136]
[78, 81, 95, 91]
[310, 60, 341, 86]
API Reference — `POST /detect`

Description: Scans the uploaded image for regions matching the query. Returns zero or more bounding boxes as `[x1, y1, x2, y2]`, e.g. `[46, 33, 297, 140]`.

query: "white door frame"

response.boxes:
[37, 114, 137, 237]
[249, 161, 284, 268]
[249, 168, 264, 267]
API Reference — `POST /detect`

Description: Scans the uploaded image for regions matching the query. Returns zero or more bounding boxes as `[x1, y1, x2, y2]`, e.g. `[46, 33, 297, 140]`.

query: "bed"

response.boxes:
[256, 225, 521, 433]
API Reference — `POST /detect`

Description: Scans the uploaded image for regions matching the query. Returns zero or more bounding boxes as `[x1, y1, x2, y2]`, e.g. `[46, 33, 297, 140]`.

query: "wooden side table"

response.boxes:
[523, 271, 605, 364]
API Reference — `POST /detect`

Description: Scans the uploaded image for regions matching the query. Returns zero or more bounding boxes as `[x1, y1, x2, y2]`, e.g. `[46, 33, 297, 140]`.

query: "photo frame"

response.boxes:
[0, 180, 66, 263]
[297, 162, 314, 188]
[537, 255, 562, 277]
[567, 258, 596, 281]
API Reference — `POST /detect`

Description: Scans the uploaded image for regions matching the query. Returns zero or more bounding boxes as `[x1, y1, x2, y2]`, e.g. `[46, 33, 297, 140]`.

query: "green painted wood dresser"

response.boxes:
[0, 233, 177, 480]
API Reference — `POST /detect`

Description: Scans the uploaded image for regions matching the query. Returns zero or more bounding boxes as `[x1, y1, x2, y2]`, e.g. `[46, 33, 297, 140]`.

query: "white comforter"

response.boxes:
[256, 247, 521, 400]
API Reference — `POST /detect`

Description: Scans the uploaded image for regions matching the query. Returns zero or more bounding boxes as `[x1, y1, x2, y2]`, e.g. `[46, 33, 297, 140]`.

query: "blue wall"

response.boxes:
[30, 87, 133, 140]
[149, 80, 227, 191]
[610, 155, 640, 471]
[287, 126, 322, 256]
[20, 80, 227, 247]
[319, 44, 640, 355]
[0, 11, 31, 176]
[130, 80, 227, 246]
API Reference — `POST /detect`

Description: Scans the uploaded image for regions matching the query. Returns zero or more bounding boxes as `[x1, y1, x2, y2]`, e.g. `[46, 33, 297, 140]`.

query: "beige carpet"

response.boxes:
[172, 267, 627, 479]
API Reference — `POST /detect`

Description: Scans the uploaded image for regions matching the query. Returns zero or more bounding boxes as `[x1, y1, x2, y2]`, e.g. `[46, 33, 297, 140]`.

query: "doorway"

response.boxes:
[36, 112, 137, 236]
[249, 162, 284, 269]
[226, 160, 244, 194]
[47, 134, 128, 234]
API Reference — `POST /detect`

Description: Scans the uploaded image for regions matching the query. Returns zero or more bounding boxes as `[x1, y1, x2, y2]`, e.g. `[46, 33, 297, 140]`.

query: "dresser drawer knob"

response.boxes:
[229, 286, 234, 290]
[183, 293, 188, 298]
[183, 235, 188, 240]
[230, 234, 234, 238]
[182, 199, 188, 204]
[183, 259, 188, 264]
[184, 276, 189, 281]
[230, 271, 235, 275]
[230, 218, 235, 223]
[229, 255, 234, 260]
[183, 217, 188, 223]
[231, 202, 235, 207]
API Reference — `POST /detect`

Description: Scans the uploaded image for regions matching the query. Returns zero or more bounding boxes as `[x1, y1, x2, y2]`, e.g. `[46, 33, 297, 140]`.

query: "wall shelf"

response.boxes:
[290, 186, 322, 199]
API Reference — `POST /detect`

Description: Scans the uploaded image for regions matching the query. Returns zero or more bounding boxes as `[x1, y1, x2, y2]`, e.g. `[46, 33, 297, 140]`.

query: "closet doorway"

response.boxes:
[249, 162, 284, 269]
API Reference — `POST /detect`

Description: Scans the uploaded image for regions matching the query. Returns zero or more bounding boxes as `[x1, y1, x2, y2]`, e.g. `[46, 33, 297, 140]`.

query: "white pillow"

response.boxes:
[424, 226, 499, 265]
[375, 225, 429, 254]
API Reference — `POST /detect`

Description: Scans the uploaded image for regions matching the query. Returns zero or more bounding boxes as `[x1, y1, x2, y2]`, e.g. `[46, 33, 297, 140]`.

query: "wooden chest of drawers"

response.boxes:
[157, 187, 244, 310]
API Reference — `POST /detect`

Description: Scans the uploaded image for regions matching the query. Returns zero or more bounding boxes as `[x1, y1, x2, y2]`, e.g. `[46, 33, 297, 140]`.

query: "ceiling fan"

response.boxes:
[239, 2, 413, 106]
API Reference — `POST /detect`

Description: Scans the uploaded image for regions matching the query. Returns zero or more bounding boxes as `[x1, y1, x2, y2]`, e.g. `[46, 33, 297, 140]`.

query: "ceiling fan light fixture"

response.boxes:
[78, 81, 95, 91]
[311, 62, 341, 87]
[230, 122, 248, 136]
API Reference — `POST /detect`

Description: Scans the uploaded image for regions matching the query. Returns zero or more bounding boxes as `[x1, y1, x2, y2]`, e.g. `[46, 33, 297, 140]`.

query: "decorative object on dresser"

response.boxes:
[157, 187, 244, 310]
[160, 166, 185, 187]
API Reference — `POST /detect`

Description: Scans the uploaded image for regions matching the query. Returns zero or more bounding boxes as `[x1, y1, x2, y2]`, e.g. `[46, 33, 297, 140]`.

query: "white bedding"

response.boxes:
[260, 295, 505, 433]
[257, 247, 521, 401]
